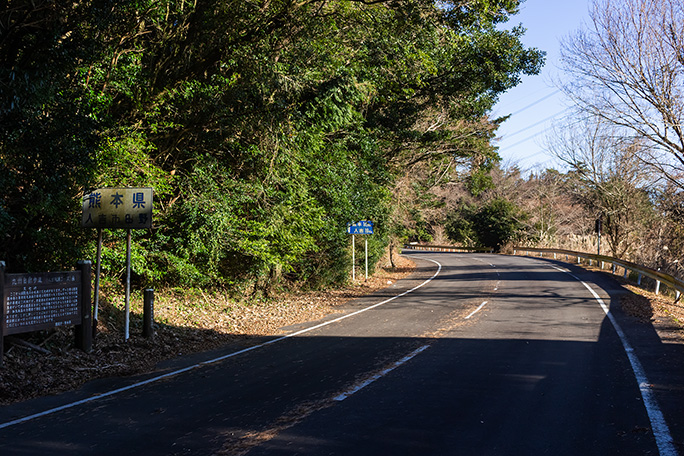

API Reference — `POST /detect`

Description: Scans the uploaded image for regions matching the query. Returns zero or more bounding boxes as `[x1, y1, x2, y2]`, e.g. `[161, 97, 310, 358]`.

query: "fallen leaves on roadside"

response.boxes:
[0, 256, 415, 406]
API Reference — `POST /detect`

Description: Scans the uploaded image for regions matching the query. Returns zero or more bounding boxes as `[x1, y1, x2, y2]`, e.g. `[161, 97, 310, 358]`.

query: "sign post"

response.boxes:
[347, 221, 374, 281]
[124, 229, 132, 340]
[365, 237, 369, 280]
[595, 214, 602, 256]
[93, 228, 102, 336]
[82, 187, 153, 341]
[352, 234, 356, 281]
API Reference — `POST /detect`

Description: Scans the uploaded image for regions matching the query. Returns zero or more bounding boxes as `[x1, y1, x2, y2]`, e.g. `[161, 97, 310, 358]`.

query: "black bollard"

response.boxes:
[143, 288, 154, 338]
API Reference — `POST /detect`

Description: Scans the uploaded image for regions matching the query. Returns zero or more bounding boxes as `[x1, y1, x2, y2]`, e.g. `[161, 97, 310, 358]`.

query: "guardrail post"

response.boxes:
[638, 273, 642, 285]
[589, 259, 593, 266]
[612, 264, 616, 274]
[624, 268, 628, 278]
[577, 256, 580, 264]
[655, 280, 661, 295]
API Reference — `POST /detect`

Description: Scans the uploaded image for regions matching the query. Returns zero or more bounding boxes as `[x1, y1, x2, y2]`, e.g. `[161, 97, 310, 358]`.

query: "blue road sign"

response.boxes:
[347, 220, 374, 235]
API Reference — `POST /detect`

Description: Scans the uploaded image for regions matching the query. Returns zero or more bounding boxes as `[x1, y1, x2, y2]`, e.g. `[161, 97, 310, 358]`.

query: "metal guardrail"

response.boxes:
[403, 244, 494, 254]
[512, 247, 684, 301]
[402, 243, 683, 301]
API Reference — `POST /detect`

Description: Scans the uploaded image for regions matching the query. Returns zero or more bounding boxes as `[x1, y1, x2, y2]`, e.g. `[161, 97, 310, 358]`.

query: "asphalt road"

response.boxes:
[1, 251, 682, 455]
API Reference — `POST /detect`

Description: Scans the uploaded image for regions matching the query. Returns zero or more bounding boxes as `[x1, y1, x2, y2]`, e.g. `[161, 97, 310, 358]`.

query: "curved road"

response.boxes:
[0, 251, 682, 455]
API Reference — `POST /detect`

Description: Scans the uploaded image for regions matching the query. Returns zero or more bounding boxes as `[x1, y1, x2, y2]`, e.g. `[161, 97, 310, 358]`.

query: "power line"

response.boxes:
[502, 108, 570, 140]
[505, 132, 545, 150]
[509, 90, 561, 116]
[502, 110, 587, 150]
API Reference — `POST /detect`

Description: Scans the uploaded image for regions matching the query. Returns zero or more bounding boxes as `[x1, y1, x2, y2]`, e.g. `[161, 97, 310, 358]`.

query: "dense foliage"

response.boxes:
[1, 1, 542, 290]
[445, 198, 527, 250]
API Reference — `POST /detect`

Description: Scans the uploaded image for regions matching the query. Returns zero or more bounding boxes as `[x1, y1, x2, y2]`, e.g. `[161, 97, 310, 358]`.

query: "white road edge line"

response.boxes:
[0, 257, 443, 430]
[465, 301, 488, 320]
[550, 265, 677, 456]
[333, 344, 431, 401]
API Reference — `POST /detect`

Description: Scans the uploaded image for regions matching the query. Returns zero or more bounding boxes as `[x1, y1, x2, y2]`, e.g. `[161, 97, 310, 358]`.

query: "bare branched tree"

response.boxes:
[547, 114, 655, 258]
[559, 0, 684, 189]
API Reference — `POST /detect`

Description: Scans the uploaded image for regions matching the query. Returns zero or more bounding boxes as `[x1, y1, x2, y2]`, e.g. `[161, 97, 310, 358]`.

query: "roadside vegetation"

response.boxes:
[0, 0, 542, 293]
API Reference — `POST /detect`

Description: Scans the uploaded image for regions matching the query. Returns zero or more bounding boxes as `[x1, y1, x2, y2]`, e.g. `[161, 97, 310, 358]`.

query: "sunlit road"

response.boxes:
[1, 251, 682, 455]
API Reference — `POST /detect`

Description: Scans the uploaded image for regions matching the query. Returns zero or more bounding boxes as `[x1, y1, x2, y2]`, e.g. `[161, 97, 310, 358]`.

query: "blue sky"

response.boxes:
[492, 0, 593, 171]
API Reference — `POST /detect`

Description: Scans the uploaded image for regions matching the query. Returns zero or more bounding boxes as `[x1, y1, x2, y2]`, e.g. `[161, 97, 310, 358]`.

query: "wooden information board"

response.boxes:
[0, 261, 92, 365]
[3, 271, 82, 335]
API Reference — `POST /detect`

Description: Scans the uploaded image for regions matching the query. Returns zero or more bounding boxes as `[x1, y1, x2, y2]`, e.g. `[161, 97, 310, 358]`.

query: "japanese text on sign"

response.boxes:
[82, 188, 153, 229]
[347, 220, 374, 235]
[3, 272, 82, 335]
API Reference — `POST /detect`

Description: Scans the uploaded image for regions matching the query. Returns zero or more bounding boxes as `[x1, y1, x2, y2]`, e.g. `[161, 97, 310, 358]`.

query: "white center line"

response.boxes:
[333, 345, 431, 401]
[465, 301, 488, 320]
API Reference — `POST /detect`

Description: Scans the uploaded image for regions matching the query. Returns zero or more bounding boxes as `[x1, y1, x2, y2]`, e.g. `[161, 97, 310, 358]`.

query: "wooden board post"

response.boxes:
[75, 261, 93, 352]
[1, 261, 5, 366]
